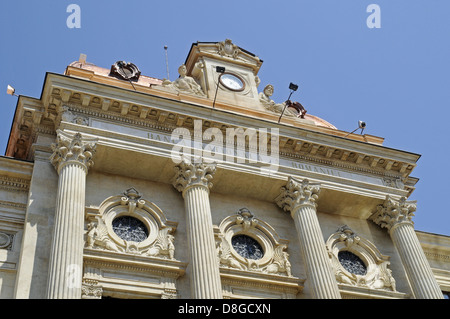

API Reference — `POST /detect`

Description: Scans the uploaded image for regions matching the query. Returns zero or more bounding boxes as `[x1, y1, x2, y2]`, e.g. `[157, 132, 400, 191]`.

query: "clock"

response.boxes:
[219, 73, 245, 91]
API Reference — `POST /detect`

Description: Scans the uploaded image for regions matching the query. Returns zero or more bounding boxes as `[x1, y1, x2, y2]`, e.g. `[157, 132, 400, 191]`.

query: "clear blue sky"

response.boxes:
[0, 1, 449, 235]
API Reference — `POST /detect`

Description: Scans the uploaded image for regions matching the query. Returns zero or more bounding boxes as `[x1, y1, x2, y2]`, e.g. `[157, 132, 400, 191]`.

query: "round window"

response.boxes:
[112, 216, 148, 242]
[231, 234, 264, 260]
[338, 251, 367, 275]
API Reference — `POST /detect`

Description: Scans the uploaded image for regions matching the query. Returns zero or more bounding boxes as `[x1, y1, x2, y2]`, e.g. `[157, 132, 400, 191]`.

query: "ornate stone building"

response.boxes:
[0, 40, 449, 299]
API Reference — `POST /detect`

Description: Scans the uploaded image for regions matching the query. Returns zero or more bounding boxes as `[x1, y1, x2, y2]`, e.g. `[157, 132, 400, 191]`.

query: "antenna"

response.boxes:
[164, 45, 170, 80]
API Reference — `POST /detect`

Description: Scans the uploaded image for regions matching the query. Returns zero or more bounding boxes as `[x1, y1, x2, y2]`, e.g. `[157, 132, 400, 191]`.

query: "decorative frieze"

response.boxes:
[0, 175, 30, 193]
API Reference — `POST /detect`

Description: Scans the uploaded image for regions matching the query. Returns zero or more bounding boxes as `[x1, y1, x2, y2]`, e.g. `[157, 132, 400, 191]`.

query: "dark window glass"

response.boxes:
[112, 216, 148, 242]
[338, 251, 367, 275]
[231, 234, 264, 260]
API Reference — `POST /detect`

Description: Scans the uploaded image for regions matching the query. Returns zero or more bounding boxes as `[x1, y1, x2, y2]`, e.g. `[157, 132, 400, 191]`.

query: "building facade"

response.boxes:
[0, 39, 449, 299]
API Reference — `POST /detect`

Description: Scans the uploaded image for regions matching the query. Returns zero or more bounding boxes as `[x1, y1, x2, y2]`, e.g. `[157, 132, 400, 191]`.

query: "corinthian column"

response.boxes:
[173, 161, 222, 299]
[276, 177, 341, 299]
[371, 196, 443, 299]
[46, 130, 97, 299]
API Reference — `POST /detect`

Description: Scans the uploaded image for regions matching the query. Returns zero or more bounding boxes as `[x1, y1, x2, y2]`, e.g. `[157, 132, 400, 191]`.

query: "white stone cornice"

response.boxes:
[172, 161, 216, 196]
[276, 177, 321, 216]
[370, 195, 417, 233]
[49, 130, 98, 174]
[41, 73, 419, 179]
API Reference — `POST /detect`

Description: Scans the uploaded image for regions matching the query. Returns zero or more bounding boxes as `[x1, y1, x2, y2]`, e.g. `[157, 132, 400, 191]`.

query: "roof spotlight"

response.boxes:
[345, 120, 366, 137]
[213, 66, 226, 108]
[278, 82, 299, 123]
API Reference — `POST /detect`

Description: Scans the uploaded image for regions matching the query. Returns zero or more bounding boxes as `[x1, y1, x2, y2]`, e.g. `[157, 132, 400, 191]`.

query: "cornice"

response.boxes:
[219, 267, 305, 295]
[66, 100, 411, 182]
[0, 175, 30, 193]
[7, 73, 420, 189]
[61, 101, 416, 183]
[83, 248, 187, 279]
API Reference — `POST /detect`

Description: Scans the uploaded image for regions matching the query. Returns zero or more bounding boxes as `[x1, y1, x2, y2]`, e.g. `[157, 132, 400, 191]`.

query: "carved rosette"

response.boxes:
[370, 196, 417, 233]
[276, 177, 321, 215]
[50, 130, 97, 174]
[172, 161, 216, 195]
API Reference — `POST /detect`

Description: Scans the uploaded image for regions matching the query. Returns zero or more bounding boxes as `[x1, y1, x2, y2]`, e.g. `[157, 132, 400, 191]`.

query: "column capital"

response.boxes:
[50, 130, 98, 174]
[276, 177, 321, 216]
[172, 161, 216, 195]
[370, 195, 417, 233]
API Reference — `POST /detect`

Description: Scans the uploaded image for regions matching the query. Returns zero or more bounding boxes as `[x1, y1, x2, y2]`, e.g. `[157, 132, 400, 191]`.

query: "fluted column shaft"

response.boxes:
[371, 196, 443, 299]
[173, 161, 222, 299]
[46, 130, 97, 299]
[277, 177, 341, 299]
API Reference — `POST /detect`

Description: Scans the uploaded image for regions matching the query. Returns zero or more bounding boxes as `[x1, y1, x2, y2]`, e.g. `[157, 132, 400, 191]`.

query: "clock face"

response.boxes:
[219, 73, 245, 91]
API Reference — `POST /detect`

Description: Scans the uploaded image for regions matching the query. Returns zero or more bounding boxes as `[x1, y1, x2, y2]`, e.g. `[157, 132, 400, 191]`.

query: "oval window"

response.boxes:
[338, 251, 367, 275]
[112, 216, 148, 242]
[231, 234, 264, 260]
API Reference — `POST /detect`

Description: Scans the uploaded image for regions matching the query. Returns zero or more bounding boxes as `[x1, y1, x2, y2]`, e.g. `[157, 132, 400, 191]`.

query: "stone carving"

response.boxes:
[265, 245, 292, 277]
[326, 225, 397, 292]
[144, 227, 175, 259]
[0, 231, 14, 250]
[85, 188, 178, 260]
[215, 208, 293, 277]
[370, 196, 417, 232]
[217, 39, 240, 59]
[276, 177, 321, 214]
[120, 187, 145, 214]
[162, 64, 205, 97]
[50, 130, 97, 173]
[382, 177, 403, 189]
[87, 216, 123, 252]
[60, 106, 89, 126]
[172, 161, 216, 193]
[258, 84, 286, 114]
[81, 279, 103, 299]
